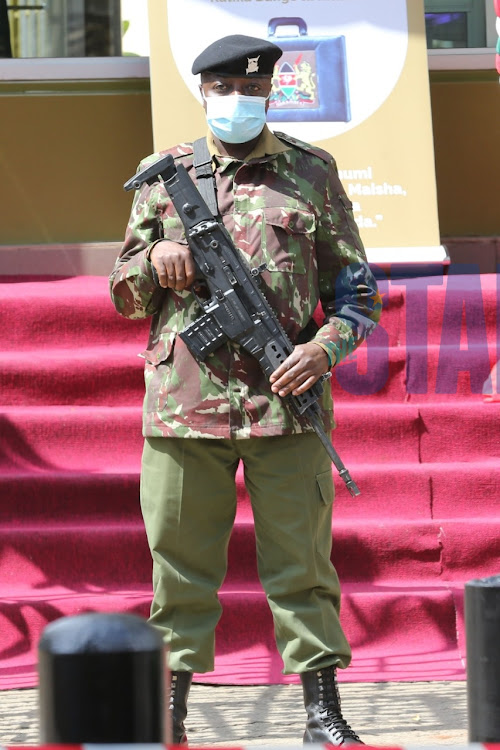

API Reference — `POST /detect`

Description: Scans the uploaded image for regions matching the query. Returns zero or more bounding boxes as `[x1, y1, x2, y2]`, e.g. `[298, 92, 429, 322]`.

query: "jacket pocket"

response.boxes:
[141, 331, 176, 366]
[262, 207, 316, 273]
[316, 469, 335, 506]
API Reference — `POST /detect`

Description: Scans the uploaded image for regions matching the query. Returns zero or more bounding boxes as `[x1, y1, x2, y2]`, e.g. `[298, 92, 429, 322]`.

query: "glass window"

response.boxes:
[426, 12, 469, 48]
[424, 0, 487, 49]
[0, 0, 149, 58]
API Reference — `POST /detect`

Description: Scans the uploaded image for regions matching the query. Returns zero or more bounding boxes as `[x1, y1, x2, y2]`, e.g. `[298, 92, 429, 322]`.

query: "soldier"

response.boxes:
[110, 34, 381, 746]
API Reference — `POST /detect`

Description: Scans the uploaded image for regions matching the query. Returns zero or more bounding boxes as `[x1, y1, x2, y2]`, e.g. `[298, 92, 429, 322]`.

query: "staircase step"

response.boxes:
[0, 276, 150, 351]
[430, 462, 500, 518]
[419, 401, 500, 462]
[213, 581, 466, 683]
[2, 342, 494, 408]
[403, 344, 495, 402]
[4, 460, 500, 522]
[1, 463, 432, 522]
[0, 580, 465, 689]
[3, 403, 499, 474]
[4, 342, 490, 405]
[0, 346, 144, 406]
[0, 471, 142, 522]
[332, 343, 495, 403]
[0, 345, 409, 405]
[393, 272, 498, 346]
[0, 403, 422, 470]
[2, 276, 403, 348]
[0, 522, 150, 588]
[0, 406, 144, 472]
[2, 517, 498, 588]
[2, 273, 497, 349]
[228, 517, 500, 584]
[0, 272, 496, 690]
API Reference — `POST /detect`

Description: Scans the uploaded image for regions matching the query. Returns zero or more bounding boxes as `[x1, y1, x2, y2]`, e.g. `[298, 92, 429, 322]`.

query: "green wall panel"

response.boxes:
[0, 71, 498, 245]
[429, 69, 500, 237]
[0, 79, 153, 244]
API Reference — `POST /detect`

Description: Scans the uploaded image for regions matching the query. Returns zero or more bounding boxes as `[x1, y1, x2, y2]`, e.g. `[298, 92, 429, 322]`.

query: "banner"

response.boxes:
[147, 0, 445, 263]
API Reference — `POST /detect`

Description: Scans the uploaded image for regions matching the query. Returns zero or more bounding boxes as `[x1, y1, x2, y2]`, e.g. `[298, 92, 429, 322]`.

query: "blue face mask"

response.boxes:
[203, 93, 268, 144]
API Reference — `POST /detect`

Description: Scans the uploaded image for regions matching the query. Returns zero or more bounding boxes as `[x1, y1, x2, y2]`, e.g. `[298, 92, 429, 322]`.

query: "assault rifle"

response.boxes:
[124, 155, 360, 496]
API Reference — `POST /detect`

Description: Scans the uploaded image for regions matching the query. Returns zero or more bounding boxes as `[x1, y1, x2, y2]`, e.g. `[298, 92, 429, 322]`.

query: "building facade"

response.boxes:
[0, 0, 498, 274]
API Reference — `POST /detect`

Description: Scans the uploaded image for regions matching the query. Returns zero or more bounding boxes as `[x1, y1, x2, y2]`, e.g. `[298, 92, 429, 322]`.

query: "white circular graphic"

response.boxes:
[167, 0, 408, 143]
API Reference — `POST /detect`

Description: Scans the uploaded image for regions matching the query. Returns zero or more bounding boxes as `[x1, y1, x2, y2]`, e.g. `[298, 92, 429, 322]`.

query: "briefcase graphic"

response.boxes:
[267, 17, 351, 123]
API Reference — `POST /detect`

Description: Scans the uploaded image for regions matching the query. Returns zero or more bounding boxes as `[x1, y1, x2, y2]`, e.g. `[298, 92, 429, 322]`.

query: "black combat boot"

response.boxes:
[301, 666, 364, 745]
[169, 671, 192, 745]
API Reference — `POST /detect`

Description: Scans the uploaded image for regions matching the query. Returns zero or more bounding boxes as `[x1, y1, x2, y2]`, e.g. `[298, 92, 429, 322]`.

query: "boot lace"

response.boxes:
[317, 669, 362, 744]
[169, 672, 178, 709]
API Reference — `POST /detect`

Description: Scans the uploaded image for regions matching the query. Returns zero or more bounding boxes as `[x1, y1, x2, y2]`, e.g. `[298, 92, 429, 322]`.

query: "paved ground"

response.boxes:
[0, 681, 468, 746]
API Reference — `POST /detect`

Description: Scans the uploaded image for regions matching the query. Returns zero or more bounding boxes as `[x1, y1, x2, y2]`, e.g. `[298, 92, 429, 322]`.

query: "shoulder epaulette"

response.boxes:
[273, 131, 332, 164]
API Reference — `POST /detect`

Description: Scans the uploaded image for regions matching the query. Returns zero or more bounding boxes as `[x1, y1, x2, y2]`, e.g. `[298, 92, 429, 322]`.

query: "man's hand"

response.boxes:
[269, 342, 333, 397]
[150, 240, 196, 291]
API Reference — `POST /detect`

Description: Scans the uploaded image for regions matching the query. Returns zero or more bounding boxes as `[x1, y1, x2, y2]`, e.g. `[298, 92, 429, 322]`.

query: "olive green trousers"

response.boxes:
[140, 433, 351, 674]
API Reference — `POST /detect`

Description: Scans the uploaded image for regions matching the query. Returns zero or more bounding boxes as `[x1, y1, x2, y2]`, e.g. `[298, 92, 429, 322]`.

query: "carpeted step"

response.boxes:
[0, 276, 150, 351]
[0, 406, 144, 473]
[1, 463, 433, 523]
[2, 516, 498, 589]
[0, 471, 142, 523]
[0, 343, 491, 405]
[212, 581, 466, 684]
[226, 518, 445, 584]
[0, 522, 150, 589]
[438, 520, 500, 581]
[2, 281, 495, 403]
[418, 401, 500, 462]
[225, 517, 500, 585]
[331, 343, 494, 402]
[0, 345, 409, 405]
[392, 272, 498, 346]
[1, 276, 403, 348]
[237, 463, 434, 521]
[4, 460, 499, 523]
[0, 403, 422, 472]
[2, 403, 499, 475]
[0, 584, 152, 690]
[429, 462, 500, 518]
[0, 518, 443, 591]
[402, 344, 495, 402]
[0, 345, 145, 406]
[6, 341, 491, 405]
[339, 402, 500, 464]
[2, 273, 496, 350]
[0, 580, 466, 689]
[1, 272, 497, 691]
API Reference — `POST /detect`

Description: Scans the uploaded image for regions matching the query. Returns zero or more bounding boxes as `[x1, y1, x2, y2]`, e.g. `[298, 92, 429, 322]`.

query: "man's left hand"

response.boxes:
[270, 343, 332, 398]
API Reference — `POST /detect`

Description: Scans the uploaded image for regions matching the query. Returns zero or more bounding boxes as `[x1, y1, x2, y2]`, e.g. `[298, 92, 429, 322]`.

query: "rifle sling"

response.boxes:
[193, 137, 219, 218]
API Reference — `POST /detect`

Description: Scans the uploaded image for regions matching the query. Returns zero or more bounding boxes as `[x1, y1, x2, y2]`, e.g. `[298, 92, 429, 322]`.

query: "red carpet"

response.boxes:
[1, 272, 499, 688]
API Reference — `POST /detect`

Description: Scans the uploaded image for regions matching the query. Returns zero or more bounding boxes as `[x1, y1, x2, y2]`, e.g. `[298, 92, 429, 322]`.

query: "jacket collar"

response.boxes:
[206, 125, 290, 165]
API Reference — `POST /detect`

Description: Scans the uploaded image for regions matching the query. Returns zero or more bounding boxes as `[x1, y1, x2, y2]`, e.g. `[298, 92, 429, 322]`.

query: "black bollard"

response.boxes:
[465, 574, 500, 742]
[38, 612, 167, 743]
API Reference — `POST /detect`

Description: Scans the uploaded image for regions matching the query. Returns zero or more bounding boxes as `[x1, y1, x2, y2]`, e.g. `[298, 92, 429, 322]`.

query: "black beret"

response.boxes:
[192, 34, 282, 77]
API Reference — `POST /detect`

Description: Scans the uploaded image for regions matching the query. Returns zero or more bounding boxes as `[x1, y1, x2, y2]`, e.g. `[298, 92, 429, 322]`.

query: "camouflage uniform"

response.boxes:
[109, 127, 381, 440]
[110, 126, 381, 675]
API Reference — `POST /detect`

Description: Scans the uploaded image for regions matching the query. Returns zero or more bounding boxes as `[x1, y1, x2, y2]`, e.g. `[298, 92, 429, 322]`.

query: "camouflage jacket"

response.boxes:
[109, 127, 381, 439]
